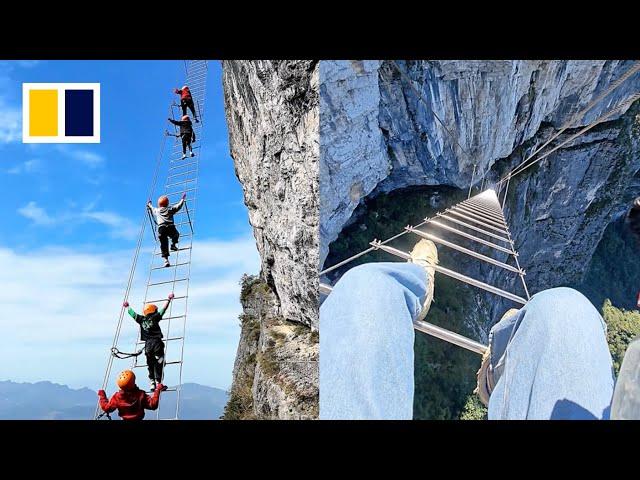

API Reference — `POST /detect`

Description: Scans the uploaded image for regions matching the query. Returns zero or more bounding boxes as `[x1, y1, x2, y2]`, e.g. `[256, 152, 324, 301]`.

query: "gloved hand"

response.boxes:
[157, 384, 168, 392]
[168, 293, 175, 300]
[123, 301, 129, 308]
[182, 193, 187, 200]
[98, 389, 106, 397]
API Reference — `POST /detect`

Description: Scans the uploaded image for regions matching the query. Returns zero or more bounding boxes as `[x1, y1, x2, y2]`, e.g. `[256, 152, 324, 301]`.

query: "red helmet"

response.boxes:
[158, 195, 169, 207]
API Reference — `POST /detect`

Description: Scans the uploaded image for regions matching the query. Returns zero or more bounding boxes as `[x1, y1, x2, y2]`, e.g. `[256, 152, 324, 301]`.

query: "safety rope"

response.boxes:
[498, 91, 640, 186]
[498, 61, 640, 186]
[110, 347, 144, 359]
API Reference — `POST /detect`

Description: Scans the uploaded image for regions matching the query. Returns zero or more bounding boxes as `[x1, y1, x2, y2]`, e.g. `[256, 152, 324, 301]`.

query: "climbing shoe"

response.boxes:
[163, 258, 171, 267]
[181, 154, 187, 159]
[190, 151, 195, 157]
[195, 118, 200, 123]
[170, 243, 179, 251]
[149, 380, 157, 392]
[408, 239, 438, 322]
[475, 308, 520, 406]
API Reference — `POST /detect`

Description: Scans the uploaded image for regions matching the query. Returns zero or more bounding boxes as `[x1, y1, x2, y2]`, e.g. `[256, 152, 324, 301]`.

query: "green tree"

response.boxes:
[602, 299, 640, 375]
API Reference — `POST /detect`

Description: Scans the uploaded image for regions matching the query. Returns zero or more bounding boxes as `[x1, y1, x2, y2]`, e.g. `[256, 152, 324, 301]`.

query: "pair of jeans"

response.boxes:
[181, 98, 197, 119]
[158, 224, 179, 259]
[145, 337, 165, 382]
[319, 262, 615, 420]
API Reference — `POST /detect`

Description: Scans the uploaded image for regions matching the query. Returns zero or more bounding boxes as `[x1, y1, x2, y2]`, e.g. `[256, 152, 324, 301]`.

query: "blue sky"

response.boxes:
[0, 60, 260, 391]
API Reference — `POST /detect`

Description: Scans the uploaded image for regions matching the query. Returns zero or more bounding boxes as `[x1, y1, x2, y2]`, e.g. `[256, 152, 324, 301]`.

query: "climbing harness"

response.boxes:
[95, 60, 208, 420]
[321, 189, 528, 355]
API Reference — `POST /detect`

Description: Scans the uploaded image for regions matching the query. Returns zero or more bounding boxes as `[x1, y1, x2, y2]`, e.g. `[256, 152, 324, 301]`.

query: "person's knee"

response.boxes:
[525, 287, 603, 332]
[337, 263, 392, 293]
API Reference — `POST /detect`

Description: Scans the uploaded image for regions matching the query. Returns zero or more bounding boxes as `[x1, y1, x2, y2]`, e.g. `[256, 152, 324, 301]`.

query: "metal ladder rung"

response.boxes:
[458, 202, 506, 222]
[453, 206, 507, 229]
[151, 261, 191, 271]
[462, 200, 505, 218]
[135, 360, 182, 368]
[164, 178, 198, 188]
[464, 199, 504, 212]
[166, 188, 197, 196]
[447, 210, 510, 234]
[424, 220, 516, 255]
[146, 295, 187, 303]
[167, 169, 198, 179]
[148, 277, 189, 287]
[406, 228, 522, 273]
[160, 315, 186, 321]
[370, 241, 527, 305]
[154, 246, 192, 255]
[137, 336, 184, 346]
[455, 204, 508, 226]
[169, 161, 198, 170]
[437, 214, 511, 243]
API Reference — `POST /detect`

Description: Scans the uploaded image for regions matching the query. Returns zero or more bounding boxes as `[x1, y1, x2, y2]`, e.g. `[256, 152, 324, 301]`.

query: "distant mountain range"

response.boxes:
[0, 380, 228, 420]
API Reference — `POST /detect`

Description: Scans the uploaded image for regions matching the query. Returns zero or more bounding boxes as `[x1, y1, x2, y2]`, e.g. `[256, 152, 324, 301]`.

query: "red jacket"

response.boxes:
[174, 87, 192, 100]
[98, 385, 163, 421]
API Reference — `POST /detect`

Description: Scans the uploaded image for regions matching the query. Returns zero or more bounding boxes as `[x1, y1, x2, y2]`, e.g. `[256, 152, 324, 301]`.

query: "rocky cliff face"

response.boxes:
[321, 60, 640, 279]
[222, 61, 319, 419]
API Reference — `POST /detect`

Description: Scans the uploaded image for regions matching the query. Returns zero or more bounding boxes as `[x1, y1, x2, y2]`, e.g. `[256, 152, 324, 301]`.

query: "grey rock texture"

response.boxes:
[222, 61, 319, 419]
[320, 60, 640, 270]
[223, 60, 319, 328]
[223, 276, 318, 420]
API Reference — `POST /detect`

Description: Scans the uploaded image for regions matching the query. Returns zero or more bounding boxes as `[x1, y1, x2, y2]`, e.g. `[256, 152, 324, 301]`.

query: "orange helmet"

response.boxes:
[143, 303, 158, 316]
[158, 195, 169, 207]
[182, 115, 190, 121]
[116, 370, 136, 391]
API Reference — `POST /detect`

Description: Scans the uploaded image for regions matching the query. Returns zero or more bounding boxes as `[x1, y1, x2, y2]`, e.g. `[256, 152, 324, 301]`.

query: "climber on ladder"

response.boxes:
[147, 193, 187, 267]
[174, 85, 199, 123]
[97, 369, 167, 420]
[168, 115, 196, 159]
[123, 293, 175, 392]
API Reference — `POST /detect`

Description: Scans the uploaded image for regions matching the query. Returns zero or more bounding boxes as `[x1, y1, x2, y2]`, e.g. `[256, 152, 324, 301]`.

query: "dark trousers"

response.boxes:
[145, 337, 165, 382]
[181, 134, 193, 155]
[181, 98, 197, 119]
[158, 224, 179, 258]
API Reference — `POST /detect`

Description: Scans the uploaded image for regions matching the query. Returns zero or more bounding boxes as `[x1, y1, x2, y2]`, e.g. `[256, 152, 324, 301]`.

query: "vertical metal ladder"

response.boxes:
[96, 60, 208, 420]
[320, 189, 530, 355]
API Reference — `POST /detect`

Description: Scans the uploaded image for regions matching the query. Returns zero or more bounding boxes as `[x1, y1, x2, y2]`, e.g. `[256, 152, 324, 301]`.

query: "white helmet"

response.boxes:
[182, 85, 188, 90]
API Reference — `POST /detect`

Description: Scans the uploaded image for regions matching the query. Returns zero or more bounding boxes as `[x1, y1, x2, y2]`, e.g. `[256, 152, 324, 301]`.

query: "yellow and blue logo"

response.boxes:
[22, 83, 100, 143]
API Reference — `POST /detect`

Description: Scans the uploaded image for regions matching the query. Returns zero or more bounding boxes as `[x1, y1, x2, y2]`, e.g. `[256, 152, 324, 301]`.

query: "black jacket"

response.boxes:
[132, 311, 164, 341]
[168, 118, 196, 141]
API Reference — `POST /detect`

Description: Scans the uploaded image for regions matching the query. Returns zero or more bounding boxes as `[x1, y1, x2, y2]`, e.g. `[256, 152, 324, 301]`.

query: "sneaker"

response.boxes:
[163, 258, 171, 267]
[170, 243, 179, 251]
[408, 239, 438, 322]
[475, 308, 519, 406]
[190, 151, 195, 157]
[149, 380, 157, 392]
